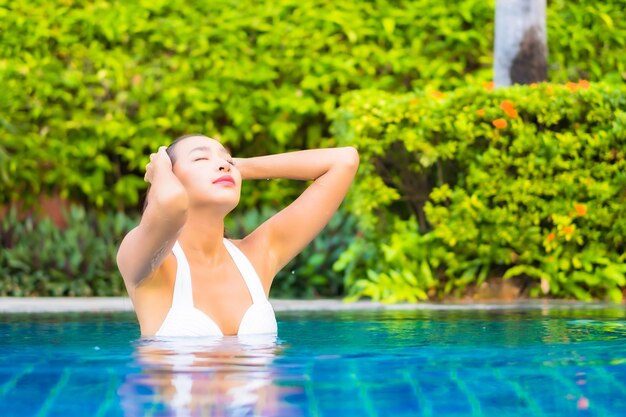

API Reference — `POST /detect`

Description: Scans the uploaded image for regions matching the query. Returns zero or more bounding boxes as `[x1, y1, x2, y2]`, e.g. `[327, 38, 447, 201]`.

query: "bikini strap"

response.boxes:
[222, 238, 267, 304]
[170, 241, 194, 307]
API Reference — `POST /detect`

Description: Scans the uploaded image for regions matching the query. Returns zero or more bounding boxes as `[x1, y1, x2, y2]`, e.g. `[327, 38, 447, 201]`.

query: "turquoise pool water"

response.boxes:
[2, 305, 626, 416]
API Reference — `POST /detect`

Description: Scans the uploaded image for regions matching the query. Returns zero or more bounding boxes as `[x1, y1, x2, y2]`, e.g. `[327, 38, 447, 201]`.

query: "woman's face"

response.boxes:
[170, 136, 241, 211]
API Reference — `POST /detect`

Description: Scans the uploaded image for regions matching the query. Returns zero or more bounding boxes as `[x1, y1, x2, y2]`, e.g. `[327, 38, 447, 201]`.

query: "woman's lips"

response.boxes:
[213, 175, 235, 186]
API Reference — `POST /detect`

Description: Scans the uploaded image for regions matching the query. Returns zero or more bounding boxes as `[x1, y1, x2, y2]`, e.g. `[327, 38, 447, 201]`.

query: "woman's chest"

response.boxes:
[189, 265, 253, 334]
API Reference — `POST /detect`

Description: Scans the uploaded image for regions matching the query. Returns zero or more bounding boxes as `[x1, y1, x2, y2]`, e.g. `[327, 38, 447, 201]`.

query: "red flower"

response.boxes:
[547, 233, 556, 242]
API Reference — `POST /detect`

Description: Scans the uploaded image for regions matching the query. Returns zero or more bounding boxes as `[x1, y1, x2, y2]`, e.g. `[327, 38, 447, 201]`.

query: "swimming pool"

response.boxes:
[2, 304, 626, 416]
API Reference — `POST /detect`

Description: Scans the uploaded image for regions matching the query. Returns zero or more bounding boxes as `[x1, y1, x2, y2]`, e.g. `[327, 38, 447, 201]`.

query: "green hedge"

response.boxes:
[0, 207, 133, 296]
[0, 205, 356, 297]
[226, 206, 357, 298]
[1, 0, 624, 211]
[332, 82, 626, 303]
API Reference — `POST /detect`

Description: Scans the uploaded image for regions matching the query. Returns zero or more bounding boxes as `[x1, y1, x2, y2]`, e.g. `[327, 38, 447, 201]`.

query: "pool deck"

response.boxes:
[0, 297, 623, 313]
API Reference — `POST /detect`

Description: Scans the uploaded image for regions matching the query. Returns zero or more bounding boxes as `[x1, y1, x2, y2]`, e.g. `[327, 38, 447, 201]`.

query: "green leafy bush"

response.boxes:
[226, 206, 358, 298]
[1, 0, 624, 211]
[0, 206, 134, 296]
[333, 82, 626, 303]
[0, 205, 356, 297]
[548, 0, 626, 83]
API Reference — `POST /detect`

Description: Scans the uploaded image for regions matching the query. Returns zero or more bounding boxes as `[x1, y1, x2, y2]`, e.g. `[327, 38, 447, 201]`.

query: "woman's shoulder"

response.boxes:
[231, 234, 275, 293]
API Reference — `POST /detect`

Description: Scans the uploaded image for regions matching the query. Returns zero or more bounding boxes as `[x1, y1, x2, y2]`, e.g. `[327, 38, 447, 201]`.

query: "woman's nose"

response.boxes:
[218, 162, 231, 172]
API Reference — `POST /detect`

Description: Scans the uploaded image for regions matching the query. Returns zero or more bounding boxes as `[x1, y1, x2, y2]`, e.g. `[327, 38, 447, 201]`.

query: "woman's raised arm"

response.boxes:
[235, 147, 359, 280]
[116, 147, 188, 294]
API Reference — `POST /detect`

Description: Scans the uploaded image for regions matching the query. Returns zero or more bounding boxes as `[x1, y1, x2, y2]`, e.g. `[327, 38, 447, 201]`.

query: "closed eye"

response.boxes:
[194, 157, 209, 162]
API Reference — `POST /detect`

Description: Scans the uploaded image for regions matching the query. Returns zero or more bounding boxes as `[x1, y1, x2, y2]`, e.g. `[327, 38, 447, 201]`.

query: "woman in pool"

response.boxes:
[116, 134, 359, 337]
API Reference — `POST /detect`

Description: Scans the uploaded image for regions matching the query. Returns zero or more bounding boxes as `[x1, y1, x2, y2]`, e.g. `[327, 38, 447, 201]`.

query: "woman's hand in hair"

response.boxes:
[144, 146, 173, 184]
[144, 146, 188, 217]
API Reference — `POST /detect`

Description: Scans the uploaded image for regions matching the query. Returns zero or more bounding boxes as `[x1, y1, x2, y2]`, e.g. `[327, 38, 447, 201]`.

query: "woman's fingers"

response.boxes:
[144, 147, 172, 183]
[156, 147, 173, 170]
[144, 162, 152, 182]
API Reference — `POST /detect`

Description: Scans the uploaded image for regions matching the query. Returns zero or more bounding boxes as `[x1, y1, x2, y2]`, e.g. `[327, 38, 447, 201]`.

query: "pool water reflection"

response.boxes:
[120, 334, 303, 416]
[2, 305, 626, 416]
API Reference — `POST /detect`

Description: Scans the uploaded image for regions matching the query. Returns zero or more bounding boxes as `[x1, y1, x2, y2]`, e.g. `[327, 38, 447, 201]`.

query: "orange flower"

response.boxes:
[477, 108, 485, 117]
[500, 100, 514, 111]
[505, 108, 518, 118]
[530, 83, 538, 89]
[500, 100, 518, 118]
[410, 98, 419, 107]
[566, 82, 579, 92]
[574, 203, 587, 217]
[430, 91, 444, 99]
[492, 118, 508, 129]
[547, 232, 556, 241]
[483, 81, 494, 91]
[563, 225, 574, 236]
[546, 86, 554, 95]
[578, 80, 590, 89]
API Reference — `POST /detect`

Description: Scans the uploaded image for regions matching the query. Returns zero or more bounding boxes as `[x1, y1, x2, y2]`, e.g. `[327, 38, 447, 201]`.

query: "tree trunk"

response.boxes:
[494, 0, 548, 87]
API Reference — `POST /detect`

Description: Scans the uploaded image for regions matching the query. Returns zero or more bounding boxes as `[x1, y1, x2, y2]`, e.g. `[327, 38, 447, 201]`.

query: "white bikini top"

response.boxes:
[155, 238, 277, 337]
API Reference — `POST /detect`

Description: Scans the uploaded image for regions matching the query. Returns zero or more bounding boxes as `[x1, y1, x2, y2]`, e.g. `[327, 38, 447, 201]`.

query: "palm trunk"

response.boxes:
[494, 0, 548, 87]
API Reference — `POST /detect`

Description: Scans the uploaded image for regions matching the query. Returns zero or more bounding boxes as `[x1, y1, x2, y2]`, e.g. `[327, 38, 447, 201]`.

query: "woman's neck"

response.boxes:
[176, 208, 228, 263]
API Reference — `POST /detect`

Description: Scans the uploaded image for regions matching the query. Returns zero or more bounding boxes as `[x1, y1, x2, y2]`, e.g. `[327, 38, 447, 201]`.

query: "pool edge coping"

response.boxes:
[1, 297, 624, 313]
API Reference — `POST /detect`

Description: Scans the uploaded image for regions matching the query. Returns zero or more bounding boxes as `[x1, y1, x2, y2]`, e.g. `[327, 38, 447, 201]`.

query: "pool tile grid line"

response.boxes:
[141, 393, 162, 417]
[549, 367, 611, 417]
[34, 367, 72, 417]
[93, 368, 118, 417]
[448, 369, 484, 417]
[0, 363, 36, 399]
[493, 368, 544, 416]
[303, 367, 321, 417]
[591, 366, 626, 398]
[402, 369, 432, 417]
[348, 363, 377, 417]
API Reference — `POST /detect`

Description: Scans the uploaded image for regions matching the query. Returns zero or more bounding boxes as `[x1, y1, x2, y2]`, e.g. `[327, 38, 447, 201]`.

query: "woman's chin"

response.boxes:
[193, 197, 240, 212]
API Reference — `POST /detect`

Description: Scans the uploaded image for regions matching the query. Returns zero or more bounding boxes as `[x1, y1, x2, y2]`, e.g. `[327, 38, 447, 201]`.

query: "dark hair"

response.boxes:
[165, 133, 206, 165]
[142, 134, 207, 213]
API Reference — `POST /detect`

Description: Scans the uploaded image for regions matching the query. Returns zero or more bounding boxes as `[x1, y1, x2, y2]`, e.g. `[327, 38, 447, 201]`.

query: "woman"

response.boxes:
[116, 134, 359, 337]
